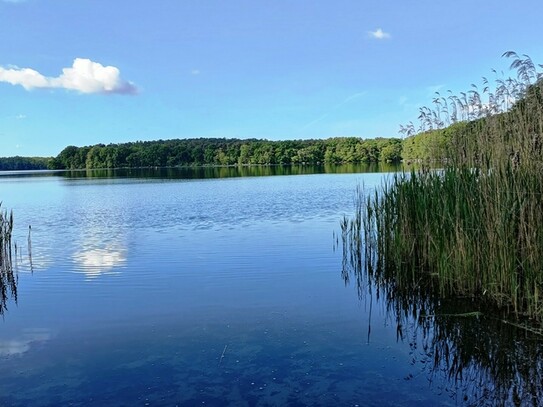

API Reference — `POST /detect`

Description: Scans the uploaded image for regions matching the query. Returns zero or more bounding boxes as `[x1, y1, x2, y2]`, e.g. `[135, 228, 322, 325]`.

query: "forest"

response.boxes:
[45, 136, 403, 170]
[0, 156, 50, 171]
[5, 88, 537, 171]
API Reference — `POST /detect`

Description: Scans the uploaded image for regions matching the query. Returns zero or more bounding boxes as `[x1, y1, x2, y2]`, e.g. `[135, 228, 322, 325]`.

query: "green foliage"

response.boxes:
[347, 53, 543, 323]
[401, 121, 470, 161]
[356, 165, 543, 322]
[49, 137, 403, 170]
[0, 156, 51, 171]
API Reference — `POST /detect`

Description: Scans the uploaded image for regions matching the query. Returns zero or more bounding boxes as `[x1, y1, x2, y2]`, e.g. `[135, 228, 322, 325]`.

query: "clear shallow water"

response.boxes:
[0, 167, 541, 406]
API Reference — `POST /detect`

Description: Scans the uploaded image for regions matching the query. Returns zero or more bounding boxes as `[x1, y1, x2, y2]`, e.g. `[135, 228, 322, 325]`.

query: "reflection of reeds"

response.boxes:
[341, 212, 543, 406]
[340, 52, 543, 405]
[27, 225, 33, 273]
[0, 204, 16, 315]
[352, 166, 543, 322]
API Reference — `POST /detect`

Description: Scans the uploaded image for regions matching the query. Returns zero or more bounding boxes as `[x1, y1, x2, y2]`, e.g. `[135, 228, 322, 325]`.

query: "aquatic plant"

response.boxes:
[348, 53, 543, 323]
[341, 223, 543, 406]
[0, 203, 16, 315]
[0, 203, 13, 261]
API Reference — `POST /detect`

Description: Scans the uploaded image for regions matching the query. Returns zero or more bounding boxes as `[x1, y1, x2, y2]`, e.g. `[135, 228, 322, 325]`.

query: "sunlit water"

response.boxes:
[0, 167, 540, 406]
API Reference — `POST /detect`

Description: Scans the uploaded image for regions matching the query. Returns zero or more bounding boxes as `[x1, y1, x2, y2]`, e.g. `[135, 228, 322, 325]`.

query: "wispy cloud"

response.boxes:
[427, 84, 445, 94]
[191, 69, 200, 75]
[0, 58, 137, 95]
[15, 114, 26, 120]
[368, 28, 391, 40]
[301, 92, 367, 130]
[1, 0, 28, 3]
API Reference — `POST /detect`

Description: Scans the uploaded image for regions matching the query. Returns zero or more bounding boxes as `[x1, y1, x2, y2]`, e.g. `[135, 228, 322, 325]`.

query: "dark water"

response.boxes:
[0, 166, 541, 406]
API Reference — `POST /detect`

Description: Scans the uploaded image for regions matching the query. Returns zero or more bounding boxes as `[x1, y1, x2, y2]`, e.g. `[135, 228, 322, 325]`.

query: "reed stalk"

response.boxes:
[348, 53, 543, 323]
[0, 203, 16, 315]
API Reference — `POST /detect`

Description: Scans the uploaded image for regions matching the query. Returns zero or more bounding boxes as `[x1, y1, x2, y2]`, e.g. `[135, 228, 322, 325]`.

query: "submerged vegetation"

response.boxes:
[344, 52, 543, 324]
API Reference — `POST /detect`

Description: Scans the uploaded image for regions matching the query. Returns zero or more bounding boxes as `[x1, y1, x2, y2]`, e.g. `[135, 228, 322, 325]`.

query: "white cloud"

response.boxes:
[191, 69, 200, 75]
[368, 28, 391, 40]
[0, 58, 137, 95]
[15, 114, 26, 120]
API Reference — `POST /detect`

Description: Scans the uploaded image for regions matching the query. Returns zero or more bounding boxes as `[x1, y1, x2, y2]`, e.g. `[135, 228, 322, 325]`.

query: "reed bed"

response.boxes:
[0, 203, 13, 264]
[0, 203, 16, 315]
[348, 53, 543, 323]
[340, 240, 543, 406]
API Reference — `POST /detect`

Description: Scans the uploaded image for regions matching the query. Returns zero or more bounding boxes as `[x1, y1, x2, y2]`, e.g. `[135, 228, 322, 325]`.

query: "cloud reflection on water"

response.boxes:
[72, 245, 126, 279]
[0, 328, 52, 357]
[69, 204, 128, 279]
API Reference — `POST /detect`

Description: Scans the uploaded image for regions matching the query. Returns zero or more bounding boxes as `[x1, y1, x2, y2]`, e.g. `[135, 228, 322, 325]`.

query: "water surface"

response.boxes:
[0, 167, 540, 406]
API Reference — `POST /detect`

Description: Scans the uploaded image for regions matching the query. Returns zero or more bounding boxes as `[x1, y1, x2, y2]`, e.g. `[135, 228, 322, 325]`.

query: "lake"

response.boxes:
[0, 167, 541, 406]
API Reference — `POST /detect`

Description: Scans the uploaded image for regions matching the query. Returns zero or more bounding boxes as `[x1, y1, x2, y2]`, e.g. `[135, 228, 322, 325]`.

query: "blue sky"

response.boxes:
[1, 0, 542, 157]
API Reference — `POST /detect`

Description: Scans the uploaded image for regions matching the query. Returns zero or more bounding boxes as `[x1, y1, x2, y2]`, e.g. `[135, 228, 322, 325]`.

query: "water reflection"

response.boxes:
[0, 247, 17, 316]
[0, 163, 402, 181]
[71, 228, 126, 279]
[0, 328, 52, 357]
[1, 223, 36, 316]
[67, 194, 128, 279]
[72, 246, 126, 279]
[59, 163, 402, 180]
[340, 224, 543, 406]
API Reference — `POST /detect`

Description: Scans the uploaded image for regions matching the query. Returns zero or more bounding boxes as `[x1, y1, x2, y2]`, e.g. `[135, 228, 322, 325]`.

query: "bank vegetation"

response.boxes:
[346, 52, 543, 324]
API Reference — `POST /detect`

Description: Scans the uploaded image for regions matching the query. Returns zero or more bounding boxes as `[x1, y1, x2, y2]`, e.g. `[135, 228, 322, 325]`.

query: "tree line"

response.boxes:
[0, 156, 50, 171]
[45, 137, 402, 170]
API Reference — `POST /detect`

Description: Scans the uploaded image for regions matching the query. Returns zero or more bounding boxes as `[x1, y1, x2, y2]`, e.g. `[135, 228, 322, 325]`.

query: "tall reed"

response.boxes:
[0, 203, 16, 315]
[0, 203, 13, 263]
[351, 53, 543, 323]
[340, 232, 543, 406]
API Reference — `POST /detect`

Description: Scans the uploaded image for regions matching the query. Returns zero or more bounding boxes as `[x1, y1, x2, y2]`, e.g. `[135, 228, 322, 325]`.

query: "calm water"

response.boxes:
[0, 167, 541, 406]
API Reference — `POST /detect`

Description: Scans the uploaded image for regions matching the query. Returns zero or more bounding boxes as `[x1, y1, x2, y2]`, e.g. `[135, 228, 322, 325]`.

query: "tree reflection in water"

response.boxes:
[339, 219, 543, 406]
